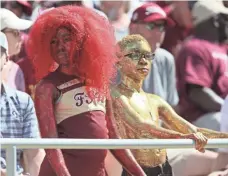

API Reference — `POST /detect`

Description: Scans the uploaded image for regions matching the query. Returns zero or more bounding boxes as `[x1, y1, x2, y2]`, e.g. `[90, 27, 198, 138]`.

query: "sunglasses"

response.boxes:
[124, 52, 155, 61]
[145, 22, 166, 32]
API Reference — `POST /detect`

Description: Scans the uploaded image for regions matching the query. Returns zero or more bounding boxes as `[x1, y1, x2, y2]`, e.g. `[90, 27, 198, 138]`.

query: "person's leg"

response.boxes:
[105, 150, 123, 176]
[38, 156, 56, 176]
[167, 149, 218, 176]
[212, 153, 228, 172]
[208, 169, 228, 176]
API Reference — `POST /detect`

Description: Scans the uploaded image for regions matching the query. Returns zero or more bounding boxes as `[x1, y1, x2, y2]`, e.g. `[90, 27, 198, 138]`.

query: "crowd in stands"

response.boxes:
[1, 1, 228, 176]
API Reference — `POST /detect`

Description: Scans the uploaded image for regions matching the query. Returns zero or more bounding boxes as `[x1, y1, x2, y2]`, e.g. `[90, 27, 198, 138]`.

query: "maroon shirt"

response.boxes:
[176, 39, 228, 122]
[155, 1, 193, 57]
[15, 33, 36, 98]
[39, 70, 108, 176]
[17, 58, 36, 98]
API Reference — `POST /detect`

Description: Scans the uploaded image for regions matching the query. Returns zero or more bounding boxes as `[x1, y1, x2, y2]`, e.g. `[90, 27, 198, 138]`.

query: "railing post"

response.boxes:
[6, 145, 17, 176]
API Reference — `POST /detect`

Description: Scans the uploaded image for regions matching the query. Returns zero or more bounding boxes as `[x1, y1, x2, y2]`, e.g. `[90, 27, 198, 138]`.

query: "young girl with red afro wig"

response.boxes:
[26, 5, 145, 176]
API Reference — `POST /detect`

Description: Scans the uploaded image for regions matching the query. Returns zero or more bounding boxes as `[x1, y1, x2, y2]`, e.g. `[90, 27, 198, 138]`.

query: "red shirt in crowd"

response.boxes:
[155, 1, 193, 57]
[176, 38, 228, 122]
[15, 33, 36, 99]
[17, 58, 36, 99]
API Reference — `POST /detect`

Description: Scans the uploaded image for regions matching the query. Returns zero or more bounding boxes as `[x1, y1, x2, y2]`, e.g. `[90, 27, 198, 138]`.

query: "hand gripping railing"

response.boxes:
[1, 138, 228, 176]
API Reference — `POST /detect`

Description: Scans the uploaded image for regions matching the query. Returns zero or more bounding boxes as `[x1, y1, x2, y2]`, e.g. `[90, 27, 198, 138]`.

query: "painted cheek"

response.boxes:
[147, 60, 152, 65]
[123, 59, 137, 73]
[50, 45, 59, 61]
[66, 43, 72, 53]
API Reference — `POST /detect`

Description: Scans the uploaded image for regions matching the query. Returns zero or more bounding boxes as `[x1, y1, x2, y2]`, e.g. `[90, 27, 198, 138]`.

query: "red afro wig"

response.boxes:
[26, 5, 118, 99]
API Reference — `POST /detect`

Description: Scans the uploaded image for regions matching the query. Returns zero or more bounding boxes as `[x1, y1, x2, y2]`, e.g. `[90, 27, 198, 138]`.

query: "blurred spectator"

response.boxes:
[211, 95, 228, 173]
[188, 1, 197, 10]
[55, 0, 82, 7]
[0, 8, 33, 92]
[156, 1, 193, 57]
[0, 31, 44, 176]
[31, 0, 107, 22]
[16, 35, 36, 99]
[126, 3, 224, 176]
[11, 33, 28, 63]
[54, 0, 108, 19]
[1, 0, 32, 19]
[1, 4, 37, 98]
[208, 169, 228, 176]
[30, 1, 57, 21]
[129, 2, 179, 107]
[218, 94, 228, 164]
[100, 0, 131, 41]
[223, 0, 228, 8]
[176, 0, 228, 131]
[220, 96, 228, 150]
[0, 32, 8, 71]
[208, 95, 228, 176]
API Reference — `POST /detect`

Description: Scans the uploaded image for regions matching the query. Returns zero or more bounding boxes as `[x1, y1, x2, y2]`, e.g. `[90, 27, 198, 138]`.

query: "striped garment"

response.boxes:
[0, 83, 40, 173]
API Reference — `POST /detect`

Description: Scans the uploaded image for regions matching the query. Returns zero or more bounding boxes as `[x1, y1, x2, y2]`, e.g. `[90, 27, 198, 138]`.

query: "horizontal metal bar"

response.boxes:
[1, 138, 228, 149]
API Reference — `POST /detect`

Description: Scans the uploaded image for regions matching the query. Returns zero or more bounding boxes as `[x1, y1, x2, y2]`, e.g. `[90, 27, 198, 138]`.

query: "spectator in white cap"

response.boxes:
[0, 8, 32, 55]
[0, 32, 44, 176]
[0, 8, 32, 92]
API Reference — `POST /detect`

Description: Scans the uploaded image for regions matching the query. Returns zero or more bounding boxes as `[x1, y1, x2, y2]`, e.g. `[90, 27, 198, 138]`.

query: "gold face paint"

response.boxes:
[118, 35, 154, 82]
[113, 35, 167, 167]
[123, 40, 152, 55]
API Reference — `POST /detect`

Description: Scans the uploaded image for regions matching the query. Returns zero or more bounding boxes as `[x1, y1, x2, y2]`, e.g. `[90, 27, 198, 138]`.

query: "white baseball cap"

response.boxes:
[0, 32, 8, 54]
[0, 8, 33, 31]
[192, 0, 228, 25]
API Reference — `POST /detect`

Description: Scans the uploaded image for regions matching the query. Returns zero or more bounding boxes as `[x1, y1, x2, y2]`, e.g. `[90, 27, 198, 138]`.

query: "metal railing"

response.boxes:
[1, 138, 228, 176]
